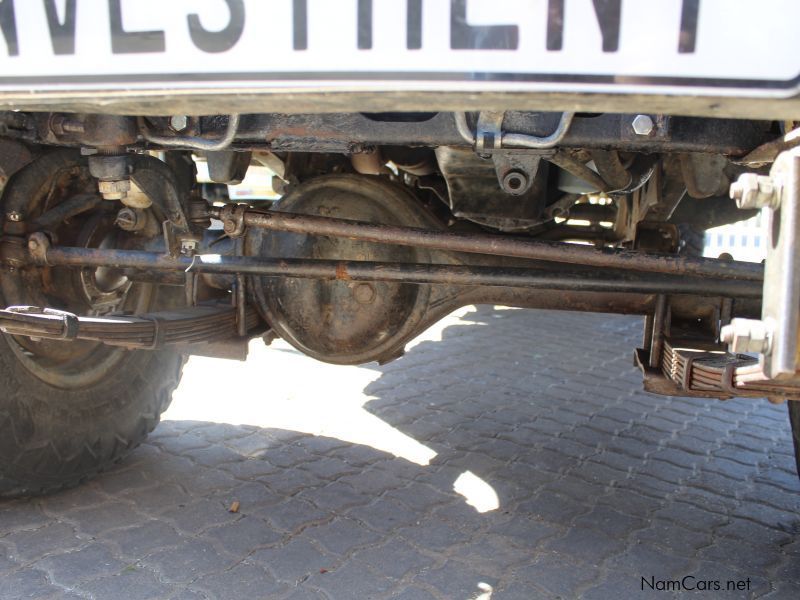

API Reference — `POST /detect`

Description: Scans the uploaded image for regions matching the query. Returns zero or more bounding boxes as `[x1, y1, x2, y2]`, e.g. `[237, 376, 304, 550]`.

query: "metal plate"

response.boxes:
[1, 0, 798, 98]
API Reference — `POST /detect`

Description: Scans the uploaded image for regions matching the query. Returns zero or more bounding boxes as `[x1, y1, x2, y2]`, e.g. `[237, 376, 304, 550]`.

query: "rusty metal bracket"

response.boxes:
[491, 152, 549, 196]
[475, 111, 505, 157]
[5, 306, 79, 340]
[143, 316, 167, 350]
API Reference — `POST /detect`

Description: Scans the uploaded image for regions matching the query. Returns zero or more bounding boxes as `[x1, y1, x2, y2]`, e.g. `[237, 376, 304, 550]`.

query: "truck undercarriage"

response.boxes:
[1, 105, 799, 495]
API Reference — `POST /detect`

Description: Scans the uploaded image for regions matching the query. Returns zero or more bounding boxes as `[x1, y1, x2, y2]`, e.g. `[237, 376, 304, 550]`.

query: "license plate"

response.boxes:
[0, 0, 798, 98]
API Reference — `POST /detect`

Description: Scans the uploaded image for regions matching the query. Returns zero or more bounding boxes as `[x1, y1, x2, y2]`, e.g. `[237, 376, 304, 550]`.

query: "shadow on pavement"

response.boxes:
[1, 307, 799, 599]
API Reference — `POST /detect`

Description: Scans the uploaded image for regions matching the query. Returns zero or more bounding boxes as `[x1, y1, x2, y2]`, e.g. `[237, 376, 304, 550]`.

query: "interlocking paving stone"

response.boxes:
[1, 308, 799, 599]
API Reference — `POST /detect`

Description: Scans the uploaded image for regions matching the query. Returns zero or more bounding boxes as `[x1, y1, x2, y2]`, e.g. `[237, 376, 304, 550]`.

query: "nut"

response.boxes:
[729, 173, 779, 210]
[170, 115, 189, 132]
[98, 179, 131, 201]
[632, 115, 655, 136]
[720, 318, 772, 354]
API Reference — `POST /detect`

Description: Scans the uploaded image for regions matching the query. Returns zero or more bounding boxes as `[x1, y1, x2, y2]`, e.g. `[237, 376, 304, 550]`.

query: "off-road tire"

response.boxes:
[0, 149, 187, 498]
[0, 334, 185, 498]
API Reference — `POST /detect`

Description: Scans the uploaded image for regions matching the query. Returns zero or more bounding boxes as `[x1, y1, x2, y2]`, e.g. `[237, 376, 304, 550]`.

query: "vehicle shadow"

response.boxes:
[1, 306, 799, 599]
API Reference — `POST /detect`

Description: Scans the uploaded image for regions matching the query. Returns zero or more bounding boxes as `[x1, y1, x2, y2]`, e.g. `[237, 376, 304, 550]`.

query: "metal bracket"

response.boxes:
[491, 152, 549, 196]
[475, 111, 505, 157]
[457, 111, 575, 154]
[722, 147, 800, 379]
[6, 306, 79, 340]
[762, 149, 800, 378]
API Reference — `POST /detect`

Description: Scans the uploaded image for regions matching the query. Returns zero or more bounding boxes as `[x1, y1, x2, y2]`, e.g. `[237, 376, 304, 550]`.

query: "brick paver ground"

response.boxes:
[1, 307, 799, 599]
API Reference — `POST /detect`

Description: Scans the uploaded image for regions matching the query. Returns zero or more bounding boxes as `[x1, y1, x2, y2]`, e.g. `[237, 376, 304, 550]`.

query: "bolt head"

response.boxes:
[170, 115, 189, 132]
[6, 211, 21, 222]
[729, 173, 778, 210]
[632, 115, 655, 136]
[27, 238, 39, 251]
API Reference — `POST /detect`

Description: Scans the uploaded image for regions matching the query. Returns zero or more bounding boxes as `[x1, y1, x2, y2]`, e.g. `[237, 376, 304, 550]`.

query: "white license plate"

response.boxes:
[0, 0, 798, 98]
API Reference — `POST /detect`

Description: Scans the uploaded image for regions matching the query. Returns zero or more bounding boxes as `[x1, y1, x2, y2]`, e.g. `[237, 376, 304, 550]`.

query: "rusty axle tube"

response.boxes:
[35, 245, 762, 298]
[213, 207, 764, 282]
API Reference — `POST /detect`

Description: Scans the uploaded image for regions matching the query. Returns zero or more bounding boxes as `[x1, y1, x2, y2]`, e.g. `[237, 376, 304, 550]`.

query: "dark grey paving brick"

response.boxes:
[77, 567, 175, 600]
[193, 562, 287, 598]
[250, 538, 333, 585]
[38, 542, 126, 587]
[102, 520, 186, 559]
[142, 539, 237, 584]
[5, 523, 84, 562]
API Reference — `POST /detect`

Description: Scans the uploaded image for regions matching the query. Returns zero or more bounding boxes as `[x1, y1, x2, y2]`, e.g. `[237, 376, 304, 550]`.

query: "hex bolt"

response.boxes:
[720, 318, 772, 355]
[729, 173, 780, 210]
[170, 115, 189, 132]
[632, 115, 655, 136]
[98, 179, 131, 202]
[6, 211, 22, 222]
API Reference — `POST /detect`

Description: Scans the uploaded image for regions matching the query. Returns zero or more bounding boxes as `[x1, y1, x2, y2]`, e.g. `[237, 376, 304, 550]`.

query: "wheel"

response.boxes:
[0, 150, 186, 497]
[790, 401, 800, 481]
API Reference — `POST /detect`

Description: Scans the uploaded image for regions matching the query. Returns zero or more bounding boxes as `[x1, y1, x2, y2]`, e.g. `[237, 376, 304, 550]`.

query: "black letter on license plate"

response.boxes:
[547, 0, 621, 52]
[451, 0, 518, 50]
[358, 0, 372, 49]
[189, 0, 245, 53]
[0, 0, 18, 56]
[293, 0, 307, 50]
[44, 0, 77, 55]
[109, 0, 165, 54]
[407, 0, 422, 49]
[679, 0, 700, 53]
